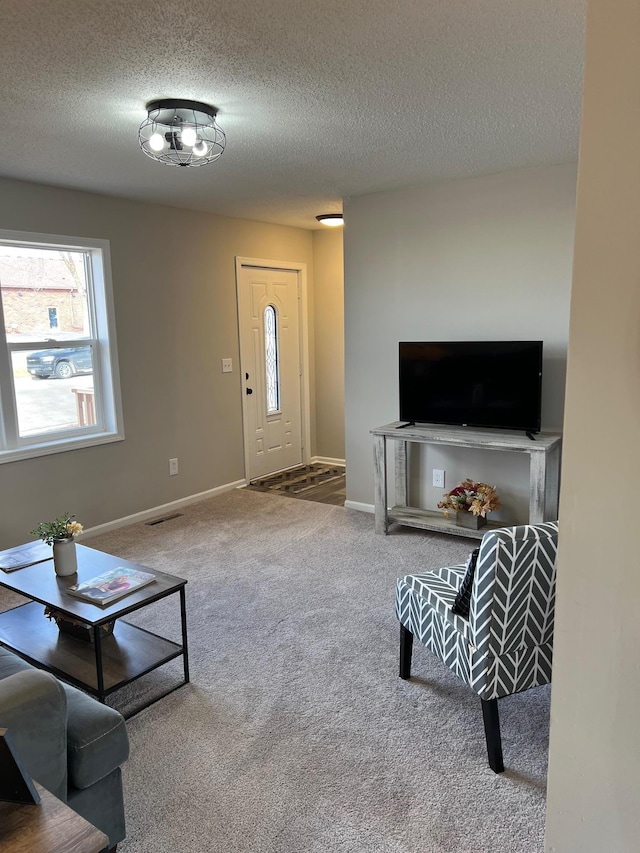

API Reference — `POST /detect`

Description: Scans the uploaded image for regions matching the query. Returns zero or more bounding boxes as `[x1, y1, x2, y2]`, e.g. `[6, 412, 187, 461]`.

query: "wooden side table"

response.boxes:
[0, 782, 108, 853]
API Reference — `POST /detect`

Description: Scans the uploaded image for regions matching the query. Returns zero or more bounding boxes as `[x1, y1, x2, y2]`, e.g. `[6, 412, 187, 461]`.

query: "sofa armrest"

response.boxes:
[0, 669, 68, 800]
[63, 683, 129, 790]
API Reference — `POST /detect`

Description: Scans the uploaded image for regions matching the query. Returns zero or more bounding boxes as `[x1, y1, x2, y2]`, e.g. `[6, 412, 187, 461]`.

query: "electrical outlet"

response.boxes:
[222, 358, 233, 373]
[432, 469, 445, 488]
[169, 458, 179, 476]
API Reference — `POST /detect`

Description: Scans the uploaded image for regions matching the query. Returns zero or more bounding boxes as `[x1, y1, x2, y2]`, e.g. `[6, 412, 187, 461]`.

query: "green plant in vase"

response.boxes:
[31, 513, 83, 576]
[31, 513, 83, 545]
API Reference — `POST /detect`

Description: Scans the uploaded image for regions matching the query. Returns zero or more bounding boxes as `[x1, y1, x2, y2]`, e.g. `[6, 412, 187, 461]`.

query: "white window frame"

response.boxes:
[0, 229, 124, 463]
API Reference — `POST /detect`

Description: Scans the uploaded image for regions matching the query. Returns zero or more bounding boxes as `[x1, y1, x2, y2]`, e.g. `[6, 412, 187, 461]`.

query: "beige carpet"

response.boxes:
[71, 490, 551, 850]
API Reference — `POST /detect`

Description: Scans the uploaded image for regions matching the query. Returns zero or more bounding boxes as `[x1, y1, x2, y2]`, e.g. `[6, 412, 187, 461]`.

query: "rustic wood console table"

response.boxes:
[372, 422, 562, 539]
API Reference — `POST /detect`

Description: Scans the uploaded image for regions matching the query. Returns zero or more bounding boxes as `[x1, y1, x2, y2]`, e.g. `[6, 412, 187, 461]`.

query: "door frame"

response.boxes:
[235, 257, 311, 483]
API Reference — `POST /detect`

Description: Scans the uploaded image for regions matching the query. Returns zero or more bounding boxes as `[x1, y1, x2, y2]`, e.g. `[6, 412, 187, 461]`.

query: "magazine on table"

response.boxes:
[67, 567, 156, 605]
[0, 541, 52, 572]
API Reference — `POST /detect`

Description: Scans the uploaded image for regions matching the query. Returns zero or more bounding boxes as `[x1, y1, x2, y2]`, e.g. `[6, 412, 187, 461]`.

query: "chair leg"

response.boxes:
[399, 624, 413, 679]
[481, 698, 504, 773]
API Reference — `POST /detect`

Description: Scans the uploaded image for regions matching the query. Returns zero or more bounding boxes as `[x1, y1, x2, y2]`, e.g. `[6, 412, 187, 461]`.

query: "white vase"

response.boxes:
[52, 538, 77, 576]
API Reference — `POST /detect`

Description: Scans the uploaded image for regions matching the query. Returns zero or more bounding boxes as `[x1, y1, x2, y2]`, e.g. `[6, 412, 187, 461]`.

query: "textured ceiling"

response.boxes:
[1, 0, 586, 229]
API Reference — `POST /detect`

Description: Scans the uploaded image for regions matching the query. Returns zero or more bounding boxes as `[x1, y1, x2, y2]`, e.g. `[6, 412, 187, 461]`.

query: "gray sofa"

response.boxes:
[0, 646, 129, 850]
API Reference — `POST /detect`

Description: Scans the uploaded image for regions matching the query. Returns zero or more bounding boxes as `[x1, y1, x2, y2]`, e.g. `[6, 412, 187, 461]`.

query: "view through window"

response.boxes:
[0, 231, 123, 462]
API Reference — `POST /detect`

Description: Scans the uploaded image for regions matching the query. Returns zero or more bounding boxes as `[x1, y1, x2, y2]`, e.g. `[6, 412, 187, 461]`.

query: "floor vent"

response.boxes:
[145, 512, 183, 526]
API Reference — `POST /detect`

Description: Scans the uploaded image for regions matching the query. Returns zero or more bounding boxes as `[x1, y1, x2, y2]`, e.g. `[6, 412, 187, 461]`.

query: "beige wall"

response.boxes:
[343, 164, 576, 519]
[311, 229, 345, 461]
[545, 2, 640, 849]
[0, 177, 315, 546]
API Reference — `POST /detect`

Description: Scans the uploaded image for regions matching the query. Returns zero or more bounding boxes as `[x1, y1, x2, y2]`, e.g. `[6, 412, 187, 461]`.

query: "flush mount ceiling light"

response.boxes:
[138, 99, 226, 167]
[316, 214, 344, 226]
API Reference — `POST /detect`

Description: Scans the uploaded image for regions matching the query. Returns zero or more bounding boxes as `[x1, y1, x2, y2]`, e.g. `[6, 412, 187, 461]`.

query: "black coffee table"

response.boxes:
[0, 544, 189, 718]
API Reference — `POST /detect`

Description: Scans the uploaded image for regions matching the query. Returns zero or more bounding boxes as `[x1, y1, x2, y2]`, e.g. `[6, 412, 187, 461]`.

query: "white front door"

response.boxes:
[237, 262, 304, 481]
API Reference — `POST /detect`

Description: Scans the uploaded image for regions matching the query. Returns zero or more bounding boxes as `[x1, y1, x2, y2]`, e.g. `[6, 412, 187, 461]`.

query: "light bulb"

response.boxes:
[148, 132, 165, 152]
[181, 127, 197, 147]
[192, 138, 210, 157]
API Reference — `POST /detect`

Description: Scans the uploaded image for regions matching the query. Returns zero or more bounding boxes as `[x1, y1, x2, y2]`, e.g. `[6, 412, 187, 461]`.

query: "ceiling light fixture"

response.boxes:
[138, 99, 226, 167]
[316, 214, 344, 226]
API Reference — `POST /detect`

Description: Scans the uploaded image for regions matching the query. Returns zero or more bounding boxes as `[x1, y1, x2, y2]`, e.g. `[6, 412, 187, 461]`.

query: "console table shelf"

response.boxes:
[388, 506, 505, 539]
[372, 422, 562, 538]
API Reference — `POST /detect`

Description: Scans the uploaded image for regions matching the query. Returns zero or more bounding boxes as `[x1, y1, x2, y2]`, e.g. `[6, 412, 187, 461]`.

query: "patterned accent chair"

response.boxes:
[395, 521, 558, 772]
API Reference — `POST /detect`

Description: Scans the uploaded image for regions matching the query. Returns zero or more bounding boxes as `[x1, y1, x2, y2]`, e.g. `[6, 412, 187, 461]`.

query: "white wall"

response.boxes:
[545, 1, 640, 849]
[311, 228, 345, 461]
[344, 164, 576, 522]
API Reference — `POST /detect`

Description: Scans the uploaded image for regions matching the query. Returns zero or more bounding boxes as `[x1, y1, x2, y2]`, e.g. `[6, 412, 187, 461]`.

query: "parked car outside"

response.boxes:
[27, 346, 93, 379]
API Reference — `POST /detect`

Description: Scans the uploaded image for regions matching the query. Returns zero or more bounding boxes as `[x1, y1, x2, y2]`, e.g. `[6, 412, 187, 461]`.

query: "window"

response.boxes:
[0, 230, 124, 463]
[264, 304, 280, 413]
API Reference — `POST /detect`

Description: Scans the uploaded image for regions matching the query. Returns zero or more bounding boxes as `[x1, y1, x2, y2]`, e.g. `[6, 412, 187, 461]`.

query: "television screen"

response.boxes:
[399, 341, 543, 432]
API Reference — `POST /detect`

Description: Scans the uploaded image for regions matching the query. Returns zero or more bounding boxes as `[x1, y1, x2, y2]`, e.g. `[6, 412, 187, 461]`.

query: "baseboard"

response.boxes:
[81, 479, 246, 539]
[344, 500, 374, 514]
[310, 456, 345, 467]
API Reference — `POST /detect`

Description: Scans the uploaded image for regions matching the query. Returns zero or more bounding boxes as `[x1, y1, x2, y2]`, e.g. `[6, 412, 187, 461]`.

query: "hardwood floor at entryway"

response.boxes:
[246, 464, 346, 506]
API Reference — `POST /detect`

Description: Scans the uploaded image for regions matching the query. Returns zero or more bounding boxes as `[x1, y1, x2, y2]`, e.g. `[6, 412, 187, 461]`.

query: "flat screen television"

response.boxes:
[399, 341, 543, 433]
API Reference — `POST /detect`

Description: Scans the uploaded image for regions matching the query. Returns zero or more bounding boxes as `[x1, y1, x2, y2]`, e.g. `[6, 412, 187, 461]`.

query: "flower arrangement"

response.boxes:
[437, 479, 501, 518]
[30, 513, 83, 546]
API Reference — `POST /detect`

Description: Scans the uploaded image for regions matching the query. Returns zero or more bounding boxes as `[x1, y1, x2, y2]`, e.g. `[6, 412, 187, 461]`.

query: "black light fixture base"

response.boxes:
[145, 98, 219, 122]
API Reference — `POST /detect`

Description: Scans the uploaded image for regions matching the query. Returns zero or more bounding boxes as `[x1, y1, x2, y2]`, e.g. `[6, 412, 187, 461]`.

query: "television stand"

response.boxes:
[371, 422, 562, 539]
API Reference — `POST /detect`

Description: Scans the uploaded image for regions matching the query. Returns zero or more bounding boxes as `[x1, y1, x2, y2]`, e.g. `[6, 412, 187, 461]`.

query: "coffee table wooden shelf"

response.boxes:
[0, 544, 189, 718]
[0, 602, 183, 693]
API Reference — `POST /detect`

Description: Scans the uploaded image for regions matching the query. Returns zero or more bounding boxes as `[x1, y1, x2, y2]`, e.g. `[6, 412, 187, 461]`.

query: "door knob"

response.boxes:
[246, 387, 253, 395]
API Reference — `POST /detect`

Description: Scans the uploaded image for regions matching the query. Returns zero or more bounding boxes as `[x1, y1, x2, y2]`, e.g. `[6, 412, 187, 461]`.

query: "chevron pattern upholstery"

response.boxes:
[396, 522, 558, 771]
